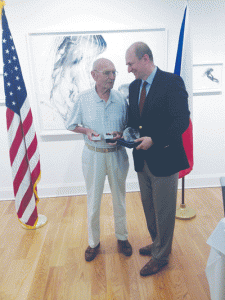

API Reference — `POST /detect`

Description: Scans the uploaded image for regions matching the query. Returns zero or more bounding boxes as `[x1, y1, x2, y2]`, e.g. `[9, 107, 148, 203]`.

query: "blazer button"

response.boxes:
[139, 126, 142, 129]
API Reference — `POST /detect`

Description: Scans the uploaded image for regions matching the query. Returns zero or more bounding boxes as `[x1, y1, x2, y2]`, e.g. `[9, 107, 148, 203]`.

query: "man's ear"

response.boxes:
[91, 70, 97, 81]
[142, 54, 150, 63]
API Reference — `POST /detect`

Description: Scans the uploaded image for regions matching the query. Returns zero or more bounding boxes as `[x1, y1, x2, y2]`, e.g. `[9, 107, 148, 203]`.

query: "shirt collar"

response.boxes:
[143, 66, 157, 86]
[94, 86, 114, 103]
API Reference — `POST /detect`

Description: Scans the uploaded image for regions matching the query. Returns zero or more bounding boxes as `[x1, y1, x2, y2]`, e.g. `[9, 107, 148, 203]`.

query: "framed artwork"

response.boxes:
[193, 63, 223, 94]
[27, 28, 167, 136]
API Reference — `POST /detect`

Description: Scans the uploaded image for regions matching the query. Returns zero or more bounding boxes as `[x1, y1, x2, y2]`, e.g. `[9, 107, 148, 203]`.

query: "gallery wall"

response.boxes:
[0, 0, 225, 200]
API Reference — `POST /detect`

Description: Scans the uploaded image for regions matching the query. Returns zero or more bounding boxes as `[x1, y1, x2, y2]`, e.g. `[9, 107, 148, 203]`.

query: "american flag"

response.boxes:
[2, 8, 41, 228]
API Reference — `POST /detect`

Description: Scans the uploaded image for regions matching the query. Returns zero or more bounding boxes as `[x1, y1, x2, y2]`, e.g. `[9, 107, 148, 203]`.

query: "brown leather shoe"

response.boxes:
[85, 243, 100, 262]
[117, 240, 132, 256]
[139, 244, 153, 256]
[140, 258, 168, 276]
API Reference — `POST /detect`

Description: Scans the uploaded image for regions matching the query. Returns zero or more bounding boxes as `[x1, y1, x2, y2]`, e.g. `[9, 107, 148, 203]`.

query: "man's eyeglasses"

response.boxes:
[94, 70, 118, 77]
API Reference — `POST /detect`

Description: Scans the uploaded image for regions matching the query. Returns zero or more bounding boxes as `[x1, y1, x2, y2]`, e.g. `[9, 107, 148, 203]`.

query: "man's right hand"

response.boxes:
[135, 136, 153, 150]
[86, 128, 100, 141]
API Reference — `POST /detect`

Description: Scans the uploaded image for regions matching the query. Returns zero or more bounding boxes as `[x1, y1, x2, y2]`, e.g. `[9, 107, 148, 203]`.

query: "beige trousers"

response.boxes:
[82, 145, 129, 248]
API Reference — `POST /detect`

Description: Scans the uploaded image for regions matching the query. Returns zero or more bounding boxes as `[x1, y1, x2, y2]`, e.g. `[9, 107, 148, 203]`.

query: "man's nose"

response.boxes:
[128, 66, 132, 73]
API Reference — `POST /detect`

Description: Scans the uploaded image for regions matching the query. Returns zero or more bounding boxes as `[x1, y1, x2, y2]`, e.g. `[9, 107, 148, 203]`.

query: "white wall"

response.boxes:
[0, 0, 225, 200]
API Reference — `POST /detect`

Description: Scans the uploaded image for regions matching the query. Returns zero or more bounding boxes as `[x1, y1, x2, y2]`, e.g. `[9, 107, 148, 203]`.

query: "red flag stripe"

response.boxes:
[27, 134, 38, 161]
[17, 183, 33, 218]
[31, 161, 41, 186]
[6, 108, 14, 130]
[7, 111, 21, 147]
[11, 137, 28, 180]
[26, 207, 38, 227]
[28, 143, 39, 178]
[13, 155, 29, 195]
[14, 167, 34, 212]
[23, 109, 33, 136]
[9, 121, 24, 165]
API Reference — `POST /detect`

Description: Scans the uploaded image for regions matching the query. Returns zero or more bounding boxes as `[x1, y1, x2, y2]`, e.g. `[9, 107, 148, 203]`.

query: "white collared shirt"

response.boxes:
[66, 87, 128, 148]
[138, 66, 158, 104]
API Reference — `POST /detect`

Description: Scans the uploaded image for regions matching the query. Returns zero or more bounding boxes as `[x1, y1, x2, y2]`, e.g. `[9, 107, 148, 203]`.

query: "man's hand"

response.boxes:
[135, 136, 153, 150]
[86, 128, 99, 141]
[112, 131, 122, 140]
[107, 131, 122, 146]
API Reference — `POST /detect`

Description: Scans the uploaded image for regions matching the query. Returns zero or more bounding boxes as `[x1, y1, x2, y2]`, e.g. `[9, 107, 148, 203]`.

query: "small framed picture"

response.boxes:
[193, 63, 223, 94]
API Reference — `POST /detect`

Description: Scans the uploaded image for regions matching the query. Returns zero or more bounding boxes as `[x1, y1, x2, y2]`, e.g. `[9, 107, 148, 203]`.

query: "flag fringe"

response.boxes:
[18, 216, 39, 229]
[0, 1, 5, 20]
[33, 171, 41, 204]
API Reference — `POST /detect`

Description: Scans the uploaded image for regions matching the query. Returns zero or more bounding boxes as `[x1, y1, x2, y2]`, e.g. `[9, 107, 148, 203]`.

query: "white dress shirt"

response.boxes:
[138, 66, 158, 104]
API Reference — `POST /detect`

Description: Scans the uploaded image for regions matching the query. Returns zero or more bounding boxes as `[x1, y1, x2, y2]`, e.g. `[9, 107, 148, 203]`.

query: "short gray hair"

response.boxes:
[92, 58, 113, 71]
[134, 42, 153, 61]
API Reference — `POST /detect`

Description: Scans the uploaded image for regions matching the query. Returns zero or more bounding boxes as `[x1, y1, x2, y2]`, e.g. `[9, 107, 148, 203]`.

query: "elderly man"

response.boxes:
[66, 58, 132, 261]
[126, 42, 190, 276]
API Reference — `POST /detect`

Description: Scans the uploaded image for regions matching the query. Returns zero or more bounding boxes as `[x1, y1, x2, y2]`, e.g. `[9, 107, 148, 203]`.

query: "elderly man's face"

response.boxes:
[93, 60, 116, 90]
[126, 49, 145, 80]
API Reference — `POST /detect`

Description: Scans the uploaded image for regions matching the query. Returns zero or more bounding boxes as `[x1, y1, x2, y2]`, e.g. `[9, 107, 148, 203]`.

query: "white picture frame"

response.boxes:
[193, 63, 223, 94]
[27, 28, 167, 136]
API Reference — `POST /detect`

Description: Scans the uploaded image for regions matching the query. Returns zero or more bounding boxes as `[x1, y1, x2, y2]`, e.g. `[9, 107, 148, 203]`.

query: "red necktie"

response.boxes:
[139, 81, 148, 114]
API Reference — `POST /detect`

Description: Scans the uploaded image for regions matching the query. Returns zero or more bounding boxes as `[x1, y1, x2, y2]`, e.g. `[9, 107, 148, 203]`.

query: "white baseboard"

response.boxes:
[1, 173, 225, 201]
[179, 173, 225, 189]
[0, 187, 14, 201]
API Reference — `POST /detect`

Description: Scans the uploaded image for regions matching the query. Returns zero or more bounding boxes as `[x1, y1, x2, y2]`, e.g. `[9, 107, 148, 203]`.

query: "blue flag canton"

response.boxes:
[2, 9, 27, 115]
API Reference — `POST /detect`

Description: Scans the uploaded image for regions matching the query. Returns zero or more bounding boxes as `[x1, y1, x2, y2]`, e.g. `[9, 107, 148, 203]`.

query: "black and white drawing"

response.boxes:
[193, 63, 223, 94]
[28, 29, 167, 135]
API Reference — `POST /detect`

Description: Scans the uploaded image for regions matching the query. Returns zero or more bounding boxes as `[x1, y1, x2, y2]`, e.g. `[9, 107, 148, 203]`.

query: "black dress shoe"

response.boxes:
[117, 240, 132, 256]
[139, 244, 153, 256]
[85, 243, 100, 262]
[140, 258, 168, 276]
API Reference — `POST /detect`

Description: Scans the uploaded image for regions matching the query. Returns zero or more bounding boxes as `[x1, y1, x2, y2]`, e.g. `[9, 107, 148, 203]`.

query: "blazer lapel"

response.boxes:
[132, 79, 142, 118]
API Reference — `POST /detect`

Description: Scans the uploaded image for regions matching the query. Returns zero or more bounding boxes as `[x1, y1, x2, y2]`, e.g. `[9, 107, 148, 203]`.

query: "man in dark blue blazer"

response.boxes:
[125, 42, 190, 276]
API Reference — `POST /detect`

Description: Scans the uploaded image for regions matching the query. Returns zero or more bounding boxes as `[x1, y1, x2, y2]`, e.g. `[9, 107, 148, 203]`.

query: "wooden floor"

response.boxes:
[0, 187, 224, 300]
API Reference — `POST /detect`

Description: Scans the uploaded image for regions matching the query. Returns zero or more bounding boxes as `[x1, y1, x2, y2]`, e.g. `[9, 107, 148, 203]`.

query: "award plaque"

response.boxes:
[106, 127, 141, 148]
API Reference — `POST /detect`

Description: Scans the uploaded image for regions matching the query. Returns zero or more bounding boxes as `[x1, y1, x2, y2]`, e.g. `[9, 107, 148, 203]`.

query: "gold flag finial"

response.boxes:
[0, 1, 5, 20]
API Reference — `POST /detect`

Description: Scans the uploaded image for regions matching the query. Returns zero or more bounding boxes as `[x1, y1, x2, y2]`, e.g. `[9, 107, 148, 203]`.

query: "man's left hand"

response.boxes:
[135, 136, 153, 150]
[107, 131, 122, 146]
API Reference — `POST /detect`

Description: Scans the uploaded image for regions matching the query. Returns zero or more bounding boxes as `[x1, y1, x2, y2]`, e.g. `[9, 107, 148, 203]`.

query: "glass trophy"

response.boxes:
[106, 127, 141, 148]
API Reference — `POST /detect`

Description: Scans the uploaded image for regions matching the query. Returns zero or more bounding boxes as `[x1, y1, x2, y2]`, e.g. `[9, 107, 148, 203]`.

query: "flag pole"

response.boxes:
[176, 177, 196, 219]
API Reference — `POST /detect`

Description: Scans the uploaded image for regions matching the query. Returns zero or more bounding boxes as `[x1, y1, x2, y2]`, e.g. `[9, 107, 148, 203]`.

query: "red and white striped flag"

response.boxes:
[174, 2, 194, 178]
[1, 6, 41, 228]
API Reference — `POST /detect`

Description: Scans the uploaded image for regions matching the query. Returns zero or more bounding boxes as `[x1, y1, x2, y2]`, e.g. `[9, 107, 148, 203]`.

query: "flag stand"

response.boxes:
[176, 177, 196, 219]
[20, 215, 48, 230]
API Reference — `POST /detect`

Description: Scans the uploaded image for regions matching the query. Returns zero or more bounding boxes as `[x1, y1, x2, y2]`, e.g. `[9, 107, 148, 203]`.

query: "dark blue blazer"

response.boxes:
[127, 68, 190, 177]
